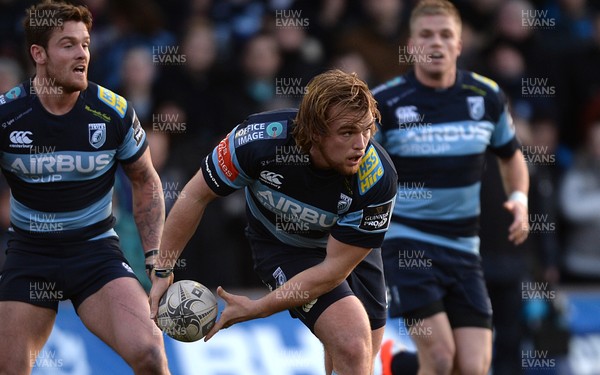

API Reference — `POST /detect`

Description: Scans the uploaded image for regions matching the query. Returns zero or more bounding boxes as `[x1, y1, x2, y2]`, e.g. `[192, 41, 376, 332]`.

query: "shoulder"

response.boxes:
[461, 70, 506, 106]
[371, 75, 409, 99]
[231, 108, 296, 150]
[82, 82, 129, 120]
[0, 82, 30, 115]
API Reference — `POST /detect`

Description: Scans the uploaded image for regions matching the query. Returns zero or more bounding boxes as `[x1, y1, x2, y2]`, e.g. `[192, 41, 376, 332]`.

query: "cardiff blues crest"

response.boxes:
[467, 96, 484, 120]
[88, 123, 106, 149]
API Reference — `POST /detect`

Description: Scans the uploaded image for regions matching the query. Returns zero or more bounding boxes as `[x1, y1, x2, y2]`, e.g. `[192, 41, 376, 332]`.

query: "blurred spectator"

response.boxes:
[488, 0, 555, 79]
[543, 0, 595, 47]
[157, 0, 215, 36]
[0, 57, 24, 93]
[0, 0, 35, 67]
[556, 10, 600, 148]
[526, 111, 568, 284]
[210, 0, 267, 59]
[218, 32, 287, 128]
[456, 0, 504, 35]
[293, 0, 359, 63]
[329, 50, 372, 85]
[145, 103, 188, 214]
[270, 13, 324, 99]
[88, 0, 175, 89]
[118, 46, 156, 123]
[481, 43, 530, 113]
[335, 0, 409, 85]
[82, 0, 113, 58]
[153, 18, 224, 178]
[559, 121, 600, 281]
[456, 20, 487, 70]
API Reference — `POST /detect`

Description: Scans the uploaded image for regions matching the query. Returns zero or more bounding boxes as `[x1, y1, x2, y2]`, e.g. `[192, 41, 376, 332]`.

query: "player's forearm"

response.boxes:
[256, 265, 345, 318]
[156, 193, 206, 268]
[253, 237, 371, 318]
[498, 149, 529, 197]
[156, 172, 216, 269]
[132, 170, 166, 251]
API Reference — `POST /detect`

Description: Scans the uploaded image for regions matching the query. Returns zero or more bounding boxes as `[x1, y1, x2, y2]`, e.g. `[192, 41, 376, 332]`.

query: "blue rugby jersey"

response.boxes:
[201, 109, 398, 249]
[373, 70, 520, 254]
[0, 80, 147, 241]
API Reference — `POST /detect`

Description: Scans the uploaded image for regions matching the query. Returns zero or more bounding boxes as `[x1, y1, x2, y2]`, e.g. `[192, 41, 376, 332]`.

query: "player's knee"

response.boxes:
[457, 354, 491, 375]
[129, 343, 167, 374]
[333, 335, 371, 366]
[420, 345, 454, 375]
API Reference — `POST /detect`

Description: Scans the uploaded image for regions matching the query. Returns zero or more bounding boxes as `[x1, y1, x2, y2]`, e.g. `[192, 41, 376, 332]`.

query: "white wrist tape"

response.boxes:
[509, 191, 528, 207]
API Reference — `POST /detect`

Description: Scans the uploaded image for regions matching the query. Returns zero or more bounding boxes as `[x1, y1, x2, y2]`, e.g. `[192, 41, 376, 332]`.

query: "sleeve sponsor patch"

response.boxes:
[358, 145, 384, 195]
[234, 121, 287, 147]
[0, 85, 25, 106]
[97, 85, 127, 118]
[359, 199, 394, 232]
[132, 111, 144, 146]
[216, 134, 239, 181]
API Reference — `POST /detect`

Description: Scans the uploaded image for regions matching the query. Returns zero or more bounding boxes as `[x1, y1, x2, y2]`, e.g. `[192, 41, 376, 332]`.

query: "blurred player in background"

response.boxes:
[149, 69, 397, 375]
[0, 1, 169, 373]
[373, 0, 529, 374]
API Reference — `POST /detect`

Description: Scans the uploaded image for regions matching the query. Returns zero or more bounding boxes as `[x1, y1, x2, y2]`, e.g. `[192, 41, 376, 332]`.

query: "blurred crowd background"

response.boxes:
[0, 0, 600, 369]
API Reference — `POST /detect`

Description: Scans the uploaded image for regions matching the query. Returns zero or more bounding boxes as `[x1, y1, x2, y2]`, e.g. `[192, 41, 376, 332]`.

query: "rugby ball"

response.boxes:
[157, 280, 218, 342]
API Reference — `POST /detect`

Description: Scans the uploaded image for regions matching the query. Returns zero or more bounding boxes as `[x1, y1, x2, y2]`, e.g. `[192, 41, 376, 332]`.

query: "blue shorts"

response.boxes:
[0, 235, 138, 312]
[382, 238, 492, 329]
[247, 228, 387, 332]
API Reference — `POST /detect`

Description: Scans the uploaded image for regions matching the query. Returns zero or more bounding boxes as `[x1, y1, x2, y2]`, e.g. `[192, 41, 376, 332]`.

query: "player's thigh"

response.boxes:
[314, 295, 372, 358]
[77, 277, 164, 360]
[0, 301, 56, 368]
[453, 327, 492, 374]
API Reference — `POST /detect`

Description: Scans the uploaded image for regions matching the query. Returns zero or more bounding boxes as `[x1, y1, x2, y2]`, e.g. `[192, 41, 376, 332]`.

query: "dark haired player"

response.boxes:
[0, 1, 169, 373]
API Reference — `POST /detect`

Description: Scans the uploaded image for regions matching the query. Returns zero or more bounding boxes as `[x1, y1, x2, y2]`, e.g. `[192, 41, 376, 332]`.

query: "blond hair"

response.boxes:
[409, 0, 462, 35]
[293, 69, 380, 153]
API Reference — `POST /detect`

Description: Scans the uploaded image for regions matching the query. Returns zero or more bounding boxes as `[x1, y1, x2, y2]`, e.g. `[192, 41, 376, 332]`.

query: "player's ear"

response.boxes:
[30, 44, 47, 65]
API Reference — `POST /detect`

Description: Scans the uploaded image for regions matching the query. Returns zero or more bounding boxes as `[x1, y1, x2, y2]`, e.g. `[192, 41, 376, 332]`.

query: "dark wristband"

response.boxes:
[145, 249, 159, 258]
[154, 268, 174, 278]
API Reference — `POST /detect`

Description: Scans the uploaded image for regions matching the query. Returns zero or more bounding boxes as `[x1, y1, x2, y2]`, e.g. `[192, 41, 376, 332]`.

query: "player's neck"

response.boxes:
[33, 76, 80, 115]
[414, 68, 457, 89]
